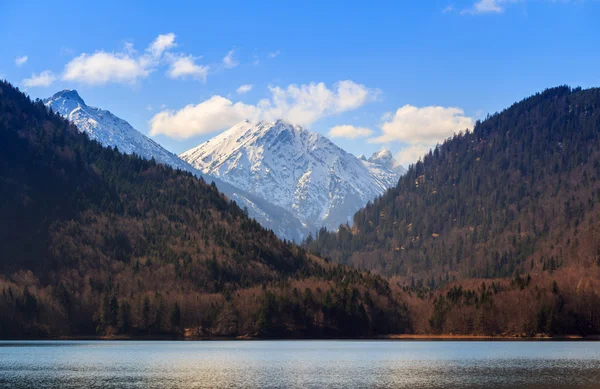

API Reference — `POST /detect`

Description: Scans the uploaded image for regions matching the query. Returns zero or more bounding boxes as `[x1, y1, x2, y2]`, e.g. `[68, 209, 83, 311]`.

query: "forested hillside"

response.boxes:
[3, 81, 600, 338]
[307, 86, 600, 335]
[309, 86, 600, 279]
[0, 81, 408, 338]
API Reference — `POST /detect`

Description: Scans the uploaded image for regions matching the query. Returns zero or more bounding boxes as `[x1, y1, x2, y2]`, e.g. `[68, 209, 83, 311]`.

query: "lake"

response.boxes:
[1, 340, 599, 388]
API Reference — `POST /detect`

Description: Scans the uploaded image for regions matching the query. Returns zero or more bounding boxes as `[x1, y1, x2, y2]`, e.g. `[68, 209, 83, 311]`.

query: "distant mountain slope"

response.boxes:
[307, 86, 600, 281]
[45, 90, 191, 171]
[44, 90, 306, 241]
[301, 85, 600, 337]
[181, 120, 405, 234]
[0, 81, 406, 338]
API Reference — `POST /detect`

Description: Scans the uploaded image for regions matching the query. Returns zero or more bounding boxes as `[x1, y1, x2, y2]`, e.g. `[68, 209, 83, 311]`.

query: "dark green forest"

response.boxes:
[0, 81, 408, 338]
[308, 86, 600, 280]
[2, 80, 600, 338]
[307, 86, 600, 335]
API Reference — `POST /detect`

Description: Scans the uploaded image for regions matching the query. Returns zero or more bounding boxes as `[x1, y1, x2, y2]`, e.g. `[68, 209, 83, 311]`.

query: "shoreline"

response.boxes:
[2, 334, 600, 341]
[381, 334, 600, 341]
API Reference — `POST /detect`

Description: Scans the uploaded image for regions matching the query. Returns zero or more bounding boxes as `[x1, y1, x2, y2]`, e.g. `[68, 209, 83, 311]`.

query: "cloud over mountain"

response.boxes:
[370, 105, 473, 145]
[328, 125, 373, 139]
[22, 70, 56, 88]
[150, 80, 379, 139]
[61, 33, 211, 85]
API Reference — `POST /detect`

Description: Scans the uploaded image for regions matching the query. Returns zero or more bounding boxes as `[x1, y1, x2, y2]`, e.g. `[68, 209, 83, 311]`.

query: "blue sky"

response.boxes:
[1, 0, 599, 165]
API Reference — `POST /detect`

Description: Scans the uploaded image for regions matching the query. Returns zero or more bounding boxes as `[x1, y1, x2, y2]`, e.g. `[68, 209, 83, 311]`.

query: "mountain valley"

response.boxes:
[1, 82, 600, 338]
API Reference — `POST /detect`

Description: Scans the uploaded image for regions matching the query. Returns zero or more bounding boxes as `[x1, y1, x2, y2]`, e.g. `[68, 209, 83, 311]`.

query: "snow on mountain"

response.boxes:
[368, 149, 404, 172]
[44, 90, 307, 241]
[180, 119, 405, 234]
[360, 149, 406, 188]
[45, 90, 193, 172]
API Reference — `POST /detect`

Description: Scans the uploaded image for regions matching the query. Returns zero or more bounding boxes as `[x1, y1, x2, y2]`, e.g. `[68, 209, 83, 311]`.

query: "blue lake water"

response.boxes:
[1, 340, 600, 388]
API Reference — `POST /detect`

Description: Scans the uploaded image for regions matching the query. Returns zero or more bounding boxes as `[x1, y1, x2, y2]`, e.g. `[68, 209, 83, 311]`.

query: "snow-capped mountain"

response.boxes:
[359, 149, 406, 187]
[180, 120, 405, 234]
[45, 90, 193, 172]
[44, 90, 307, 241]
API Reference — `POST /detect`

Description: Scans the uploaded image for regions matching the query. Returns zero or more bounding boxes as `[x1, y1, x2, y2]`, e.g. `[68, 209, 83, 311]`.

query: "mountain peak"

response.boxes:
[49, 89, 86, 106]
[257, 119, 301, 135]
[369, 149, 393, 162]
[42, 93, 307, 242]
[43, 89, 192, 168]
[366, 149, 405, 175]
[207, 119, 310, 153]
[180, 119, 405, 234]
[273, 118, 290, 126]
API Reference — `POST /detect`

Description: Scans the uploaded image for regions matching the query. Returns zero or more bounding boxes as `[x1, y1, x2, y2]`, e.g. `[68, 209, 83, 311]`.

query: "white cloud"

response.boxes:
[149, 96, 257, 140]
[15, 56, 28, 66]
[123, 42, 136, 56]
[259, 80, 379, 126]
[22, 71, 56, 88]
[443, 5, 455, 13]
[223, 50, 239, 68]
[369, 105, 473, 166]
[62, 33, 181, 85]
[462, 0, 528, 14]
[336, 80, 376, 111]
[370, 105, 473, 144]
[380, 111, 393, 121]
[148, 33, 176, 57]
[395, 144, 435, 167]
[236, 84, 253, 95]
[471, 0, 504, 13]
[166, 54, 209, 82]
[328, 125, 373, 139]
[461, 0, 503, 14]
[268, 50, 281, 58]
[146, 105, 153, 112]
[149, 80, 378, 139]
[63, 51, 150, 85]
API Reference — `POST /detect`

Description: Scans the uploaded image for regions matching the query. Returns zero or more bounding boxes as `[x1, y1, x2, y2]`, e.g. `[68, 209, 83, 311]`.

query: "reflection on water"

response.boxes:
[1, 340, 600, 388]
